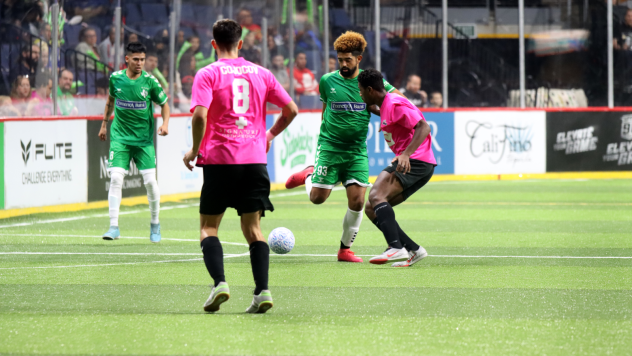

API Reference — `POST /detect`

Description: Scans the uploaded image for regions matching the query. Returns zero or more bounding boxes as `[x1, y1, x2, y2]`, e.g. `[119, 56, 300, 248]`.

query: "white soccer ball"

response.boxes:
[268, 227, 295, 254]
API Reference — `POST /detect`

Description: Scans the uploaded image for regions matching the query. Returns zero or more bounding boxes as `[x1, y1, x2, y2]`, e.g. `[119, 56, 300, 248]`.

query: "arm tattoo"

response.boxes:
[269, 115, 288, 137]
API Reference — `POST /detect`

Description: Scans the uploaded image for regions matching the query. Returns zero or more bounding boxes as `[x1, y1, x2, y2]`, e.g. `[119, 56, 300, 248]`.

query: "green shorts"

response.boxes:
[311, 143, 370, 189]
[108, 141, 156, 173]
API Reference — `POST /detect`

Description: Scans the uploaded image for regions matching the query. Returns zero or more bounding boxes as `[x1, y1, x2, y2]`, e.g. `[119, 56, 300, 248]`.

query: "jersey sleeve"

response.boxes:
[383, 79, 396, 93]
[393, 104, 422, 130]
[149, 75, 168, 105]
[190, 68, 214, 113]
[266, 70, 292, 108]
[108, 74, 117, 99]
[319, 75, 328, 103]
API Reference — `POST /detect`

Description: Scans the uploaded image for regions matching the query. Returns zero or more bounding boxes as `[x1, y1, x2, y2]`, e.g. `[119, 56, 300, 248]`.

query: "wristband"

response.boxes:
[266, 130, 276, 142]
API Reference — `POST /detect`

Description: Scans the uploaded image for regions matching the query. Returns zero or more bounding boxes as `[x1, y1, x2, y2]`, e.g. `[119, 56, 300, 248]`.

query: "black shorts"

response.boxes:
[383, 159, 435, 201]
[200, 164, 274, 216]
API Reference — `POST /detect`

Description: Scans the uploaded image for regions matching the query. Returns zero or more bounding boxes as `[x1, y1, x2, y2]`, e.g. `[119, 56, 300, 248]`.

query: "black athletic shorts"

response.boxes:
[383, 158, 435, 201]
[200, 164, 274, 216]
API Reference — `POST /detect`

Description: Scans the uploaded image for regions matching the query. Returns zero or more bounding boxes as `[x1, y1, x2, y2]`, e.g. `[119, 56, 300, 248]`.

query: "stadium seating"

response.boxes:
[140, 3, 169, 24]
[125, 4, 143, 25]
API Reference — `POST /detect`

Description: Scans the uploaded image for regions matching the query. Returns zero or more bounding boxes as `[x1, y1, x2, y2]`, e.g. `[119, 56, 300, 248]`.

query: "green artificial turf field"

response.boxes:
[0, 179, 631, 355]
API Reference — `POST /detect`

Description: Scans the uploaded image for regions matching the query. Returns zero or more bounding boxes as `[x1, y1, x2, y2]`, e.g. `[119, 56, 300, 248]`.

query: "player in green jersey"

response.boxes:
[98, 42, 170, 243]
[285, 31, 404, 262]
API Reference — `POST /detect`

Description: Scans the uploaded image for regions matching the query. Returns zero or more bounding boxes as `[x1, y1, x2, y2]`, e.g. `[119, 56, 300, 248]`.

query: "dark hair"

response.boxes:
[407, 74, 421, 82]
[126, 42, 147, 55]
[79, 27, 96, 42]
[358, 68, 385, 92]
[213, 19, 242, 51]
[295, 51, 306, 59]
[146, 52, 158, 58]
[59, 68, 73, 79]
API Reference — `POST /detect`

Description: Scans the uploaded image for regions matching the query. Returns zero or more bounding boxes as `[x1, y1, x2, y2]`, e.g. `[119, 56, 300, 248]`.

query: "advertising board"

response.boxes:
[547, 112, 632, 171]
[454, 111, 547, 174]
[272, 113, 321, 183]
[5, 120, 87, 209]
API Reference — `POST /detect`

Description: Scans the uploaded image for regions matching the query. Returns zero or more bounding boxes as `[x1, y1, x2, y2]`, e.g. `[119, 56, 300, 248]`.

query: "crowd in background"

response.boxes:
[0, 0, 443, 117]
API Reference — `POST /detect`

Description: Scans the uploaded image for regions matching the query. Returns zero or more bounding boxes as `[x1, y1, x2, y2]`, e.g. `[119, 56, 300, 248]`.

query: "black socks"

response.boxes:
[340, 242, 350, 250]
[200, 236, 225, 287]
[249, 241, 270, 295]
[373, 203, 420, 251]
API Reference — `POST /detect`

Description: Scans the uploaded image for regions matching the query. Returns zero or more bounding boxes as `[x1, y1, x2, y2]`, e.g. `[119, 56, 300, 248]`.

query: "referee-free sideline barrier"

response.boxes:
[1, 108, 631, 211]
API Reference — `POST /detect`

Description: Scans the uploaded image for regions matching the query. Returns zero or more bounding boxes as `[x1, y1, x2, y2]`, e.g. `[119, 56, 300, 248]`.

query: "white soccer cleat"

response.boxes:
[203, 282, 230, 312]
[245, 290, 273, 314]
[369, 247, 409, 265]
[391, 247, 428, 267]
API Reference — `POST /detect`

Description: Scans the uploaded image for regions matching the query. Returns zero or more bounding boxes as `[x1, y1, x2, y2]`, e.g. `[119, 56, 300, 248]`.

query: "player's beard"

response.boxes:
[340, 65, 357, 78]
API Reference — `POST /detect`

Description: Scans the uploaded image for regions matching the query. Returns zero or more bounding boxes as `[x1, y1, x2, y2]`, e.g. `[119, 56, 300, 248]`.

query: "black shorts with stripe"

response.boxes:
[383, 159, 435, 201]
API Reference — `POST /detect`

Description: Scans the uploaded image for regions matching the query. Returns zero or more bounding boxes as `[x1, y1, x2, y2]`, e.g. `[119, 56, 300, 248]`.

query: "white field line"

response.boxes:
[0, 258, 202, 270]
[0, 233, 248, 246]
[1, 252, 631, 259]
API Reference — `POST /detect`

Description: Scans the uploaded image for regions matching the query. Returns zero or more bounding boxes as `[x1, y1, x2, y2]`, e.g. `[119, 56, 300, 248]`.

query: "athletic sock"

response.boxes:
[108, 171, 124, 227]
[249, 241, 270, 295]
[305, 174, 313, 196]
[373, 216, 420, 251]
[142, 170, 160, 224]
[374, 202, 403, 249]
[200, 236, 225, 287]
[340, 208, 362, 249]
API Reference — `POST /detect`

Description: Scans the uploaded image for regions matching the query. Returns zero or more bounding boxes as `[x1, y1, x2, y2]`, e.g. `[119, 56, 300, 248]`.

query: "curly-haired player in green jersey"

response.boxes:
[285, 31, 406, 263]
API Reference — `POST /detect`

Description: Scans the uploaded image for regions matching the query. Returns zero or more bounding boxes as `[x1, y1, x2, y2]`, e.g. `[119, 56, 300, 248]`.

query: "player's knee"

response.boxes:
[368, 190, 385, 207]
[349, 198, 364, 212]
[310, 192, 327, 205]
[141, 170, 156, 185]
[110, 171, 124, 189]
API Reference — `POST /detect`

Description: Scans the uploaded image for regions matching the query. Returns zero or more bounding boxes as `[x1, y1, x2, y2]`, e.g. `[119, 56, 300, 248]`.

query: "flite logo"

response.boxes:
[20, 140, 72, 166]
[21, 140, 31, 165]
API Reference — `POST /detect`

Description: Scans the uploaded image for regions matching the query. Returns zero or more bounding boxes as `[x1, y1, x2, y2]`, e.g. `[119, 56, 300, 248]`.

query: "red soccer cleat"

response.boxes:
[337, 249, 363, 263]
[285, 166, 314, 189]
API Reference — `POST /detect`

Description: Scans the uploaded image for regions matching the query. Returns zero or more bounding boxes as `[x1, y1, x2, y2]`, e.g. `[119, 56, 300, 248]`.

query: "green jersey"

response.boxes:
[109, 70, 168, 146]
[318, 70, 395, 148]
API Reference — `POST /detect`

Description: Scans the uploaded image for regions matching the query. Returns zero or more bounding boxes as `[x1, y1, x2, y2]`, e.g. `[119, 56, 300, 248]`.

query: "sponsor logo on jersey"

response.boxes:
[115, 99, 147, 110]
[140, 88, 148, 99]
[330, 102, 366, 112]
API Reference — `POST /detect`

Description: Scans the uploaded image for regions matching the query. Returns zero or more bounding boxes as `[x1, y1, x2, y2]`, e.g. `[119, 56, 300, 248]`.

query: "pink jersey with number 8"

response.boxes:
[190, 57, 292, 165]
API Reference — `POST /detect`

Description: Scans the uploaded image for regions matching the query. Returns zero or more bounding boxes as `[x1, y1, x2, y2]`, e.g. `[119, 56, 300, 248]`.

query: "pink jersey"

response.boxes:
[380, 93, 436, 165]
[190, 57, 292, 165]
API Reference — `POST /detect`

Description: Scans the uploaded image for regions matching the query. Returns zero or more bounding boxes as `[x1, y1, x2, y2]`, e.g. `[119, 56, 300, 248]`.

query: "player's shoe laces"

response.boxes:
[337, 249, 363, 263]
[285, 165, 314, 189]
[150, 223, 161, 243]
[245, 290, 273, 314]
[102, 226, 120, 240]
[369, 247, 409, 265]
[392, 247, 428, 267]
[204, 282, 230, 312]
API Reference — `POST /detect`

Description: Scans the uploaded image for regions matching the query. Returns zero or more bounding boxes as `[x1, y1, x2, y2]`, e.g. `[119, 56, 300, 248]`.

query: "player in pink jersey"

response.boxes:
[358, 69, 436, 267]
[183, 19, 298, 313]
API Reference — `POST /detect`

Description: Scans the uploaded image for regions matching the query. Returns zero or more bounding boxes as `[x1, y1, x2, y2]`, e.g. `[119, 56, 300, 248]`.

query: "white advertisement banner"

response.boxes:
[5, 120, 87, 209]
[273, 113, 321, 183]
[454, 111, 546, 174]
[157, 116, 204, 195]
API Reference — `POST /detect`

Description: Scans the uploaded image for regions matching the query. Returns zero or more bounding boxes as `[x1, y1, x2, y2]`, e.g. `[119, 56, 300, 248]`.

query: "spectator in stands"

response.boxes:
[39, 22, 52, 44]
[292, 52, 318, 96]
[399, 74, 427, 107]
[178, 51, 197, 89]
[271, 54, 290, 92]
[10, 76, 31, 115]
[240, 31, 261, 65]
[56, 69, 78, 116]
[96, 77, 109, 97]
[36, 42, 51, 79]
[296, 23, 322, 52]
[237, 8, 262, 42]
[9, 44, 39, 86]
[177, 35, 215, 74]
[75, 27, 102, 70]
[68, 0, 109, 23]
[268, 34, 288, 64]
[25, 73, 53, 116]
[329, 55, 337, 73]
[145, 53, 168, 90]
[154, 29, 170, 72]
[0, 96, 22, 117]
[22, 2, 43, 36]
[176, 30, 186, 52]
[428, 91, 443, 108]
[127, 33, 139, 45]
[98, 26, 125, 69]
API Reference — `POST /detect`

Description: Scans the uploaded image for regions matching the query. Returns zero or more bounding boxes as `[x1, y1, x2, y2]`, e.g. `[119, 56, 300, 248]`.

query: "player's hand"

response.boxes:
[183, 149, 197, 171]
[392, 154, 411, 174]
[98, 126, 107, 141]
[158, 125, 169, 136]
[266, 139, 272, 153]
[265, 130, 275, 153]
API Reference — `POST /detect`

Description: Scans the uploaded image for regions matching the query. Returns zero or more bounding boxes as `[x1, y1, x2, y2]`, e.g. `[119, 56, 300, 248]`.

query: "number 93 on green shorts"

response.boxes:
[311, 144, 371, 189]
[108, 141, 157, 172]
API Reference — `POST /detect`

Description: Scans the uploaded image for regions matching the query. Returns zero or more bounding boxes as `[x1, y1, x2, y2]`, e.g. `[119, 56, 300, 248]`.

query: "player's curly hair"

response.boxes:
[358, 68, 385, 91]
[334, 31, 367, 56]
